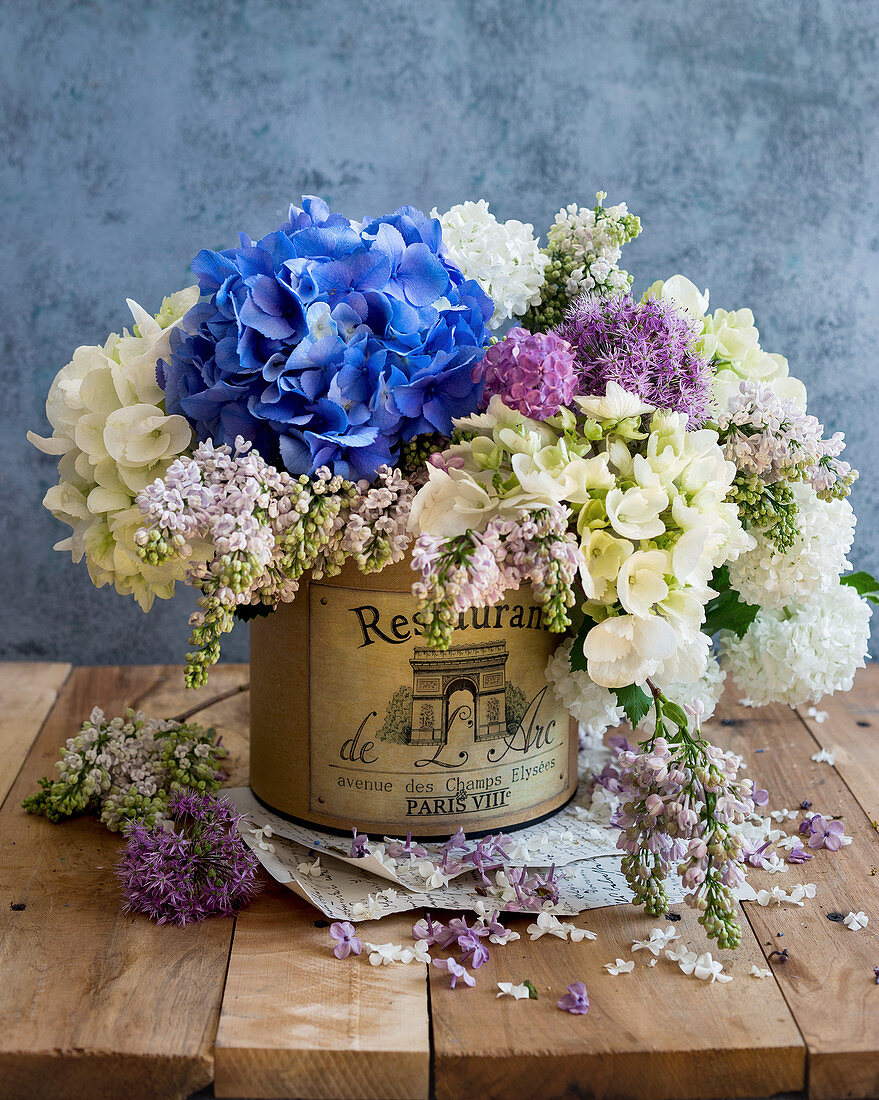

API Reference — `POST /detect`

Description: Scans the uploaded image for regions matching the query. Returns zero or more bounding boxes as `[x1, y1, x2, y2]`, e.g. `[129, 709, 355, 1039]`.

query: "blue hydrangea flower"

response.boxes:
[160, 197, 493, 479]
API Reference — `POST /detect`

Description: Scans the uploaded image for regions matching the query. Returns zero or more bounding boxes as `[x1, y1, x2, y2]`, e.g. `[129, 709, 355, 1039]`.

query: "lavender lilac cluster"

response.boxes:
[612, 699, 756, 949]
[475, 327, 578, 419]
[136, 437, 414, 685]
[411, 505, 580, 649]
[558, 293, 712, 426]
[117, 791, 260, 925]
[160, 197, 493, 481]
[718, 381, 856, 500]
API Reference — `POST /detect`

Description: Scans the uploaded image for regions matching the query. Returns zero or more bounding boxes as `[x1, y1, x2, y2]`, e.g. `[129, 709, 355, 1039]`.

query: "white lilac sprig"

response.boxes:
[521, 192, 642, 331]
[718, 381, 856, 502]
[22, 706, 226, 831]
[613, 693, 756, 949]
[411, 505, 578, 649]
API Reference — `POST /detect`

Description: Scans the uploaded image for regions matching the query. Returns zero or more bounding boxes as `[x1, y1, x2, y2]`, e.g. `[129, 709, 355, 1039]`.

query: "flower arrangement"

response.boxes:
[29, 191, 876, 946]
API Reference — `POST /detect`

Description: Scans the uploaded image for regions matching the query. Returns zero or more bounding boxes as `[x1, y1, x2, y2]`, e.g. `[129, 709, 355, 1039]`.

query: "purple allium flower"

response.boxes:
[329, 921, 362, 959]
[432, 957, 476, 989]
[557, 981, 590, 1015]
[350, 827, 370, 858]
[787, 845, 814, 865]
[474, 327, 578, 419]
[117, 790, 260, 925]
[805, 815, 846, 851]
[557, 294, 712, 425]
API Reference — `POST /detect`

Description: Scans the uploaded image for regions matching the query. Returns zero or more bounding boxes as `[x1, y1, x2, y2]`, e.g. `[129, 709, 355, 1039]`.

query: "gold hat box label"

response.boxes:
[249, 557, 577, 838]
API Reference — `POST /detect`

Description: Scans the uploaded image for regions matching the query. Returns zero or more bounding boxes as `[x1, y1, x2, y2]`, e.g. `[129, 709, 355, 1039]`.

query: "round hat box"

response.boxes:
[249, 555, 577, 839]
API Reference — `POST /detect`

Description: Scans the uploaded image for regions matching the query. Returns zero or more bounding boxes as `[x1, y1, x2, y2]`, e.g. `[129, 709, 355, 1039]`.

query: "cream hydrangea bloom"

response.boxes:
[434, 200, 548, 329]
[646, 275, 807, 410]
[28, 286, 199, 609]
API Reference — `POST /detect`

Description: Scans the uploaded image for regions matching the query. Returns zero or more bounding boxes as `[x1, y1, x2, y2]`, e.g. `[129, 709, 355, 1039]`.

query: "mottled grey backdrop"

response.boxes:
[3, 0, 878, 665]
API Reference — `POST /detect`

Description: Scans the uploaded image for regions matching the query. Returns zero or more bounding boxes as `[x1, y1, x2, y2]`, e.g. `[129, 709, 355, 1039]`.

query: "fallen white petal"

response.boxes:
[811, 748, 835, 765]
[604, 958, 635, 975]
[496, 982, 531, 1000]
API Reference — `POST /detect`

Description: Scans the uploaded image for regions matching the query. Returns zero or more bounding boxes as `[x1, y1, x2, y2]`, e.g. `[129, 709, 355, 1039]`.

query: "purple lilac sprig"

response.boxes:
[117, 790, 260, 925]
[613, 693, 756, 949]
[718, 382, 857, 502]
[136, 439, 414, 687]
[411, 506, 579, 649]
[474, 327, 579, 420]
[557, 293, 712, 427]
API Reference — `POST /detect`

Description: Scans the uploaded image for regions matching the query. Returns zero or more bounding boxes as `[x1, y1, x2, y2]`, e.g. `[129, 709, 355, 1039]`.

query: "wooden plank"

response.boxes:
[214, 888, 430, 1100]
[0, 662, 71, 806]
[715, 683, 879, 1100]
[0, 666, 239, 1100]
[795, 665, 879, 823]
[431, 899, 804, 1100]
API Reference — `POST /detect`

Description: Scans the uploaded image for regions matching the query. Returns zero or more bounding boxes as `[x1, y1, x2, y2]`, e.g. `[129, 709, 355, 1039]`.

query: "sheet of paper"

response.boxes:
[237, 817, 685, 922]
[224, 781, 620, 896]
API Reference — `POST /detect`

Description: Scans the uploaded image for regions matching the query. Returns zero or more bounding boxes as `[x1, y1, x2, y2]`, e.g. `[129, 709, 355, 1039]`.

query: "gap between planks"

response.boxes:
[0, 665, 247, 1100]
[719, 679, 879, 1100]
[0, 662, 71, 810]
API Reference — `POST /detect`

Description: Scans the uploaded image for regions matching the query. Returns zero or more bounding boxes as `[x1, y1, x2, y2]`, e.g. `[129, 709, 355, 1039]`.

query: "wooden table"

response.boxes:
[1, 662, 877, 1100]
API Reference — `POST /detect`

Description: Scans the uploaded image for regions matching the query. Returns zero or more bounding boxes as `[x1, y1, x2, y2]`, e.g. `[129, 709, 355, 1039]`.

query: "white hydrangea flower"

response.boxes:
[718, 581, 871, 706]
[545, 639, 625, 743]
[28, 287, 199, 609]
[728, 484, 855, 609]
[435, 200, 548, 329]
[641, 653, 726, 734]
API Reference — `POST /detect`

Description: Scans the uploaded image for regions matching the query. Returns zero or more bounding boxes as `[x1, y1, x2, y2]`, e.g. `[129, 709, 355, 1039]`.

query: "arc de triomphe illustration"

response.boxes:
[408, 641, 508, 746]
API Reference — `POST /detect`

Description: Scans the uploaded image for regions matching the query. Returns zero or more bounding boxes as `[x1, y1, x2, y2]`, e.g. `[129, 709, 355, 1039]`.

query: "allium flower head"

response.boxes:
[474, 327, 578, 420]
[558, 294, 712, 426]
[117, 790, 260, 925]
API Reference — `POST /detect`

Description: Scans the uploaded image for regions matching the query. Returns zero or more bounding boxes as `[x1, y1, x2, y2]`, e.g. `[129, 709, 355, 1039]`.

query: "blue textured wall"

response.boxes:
[4, 0, 878, 664]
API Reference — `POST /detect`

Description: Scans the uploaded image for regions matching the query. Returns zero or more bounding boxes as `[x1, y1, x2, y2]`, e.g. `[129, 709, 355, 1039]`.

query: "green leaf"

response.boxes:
[841, 571, 879, 604]
[612, 684, 653, 729]
[523, 979, 538, 1000]
[568, 616, 595, 674]
[703, 588, 759, 637]
[660, 698, 690, 732]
